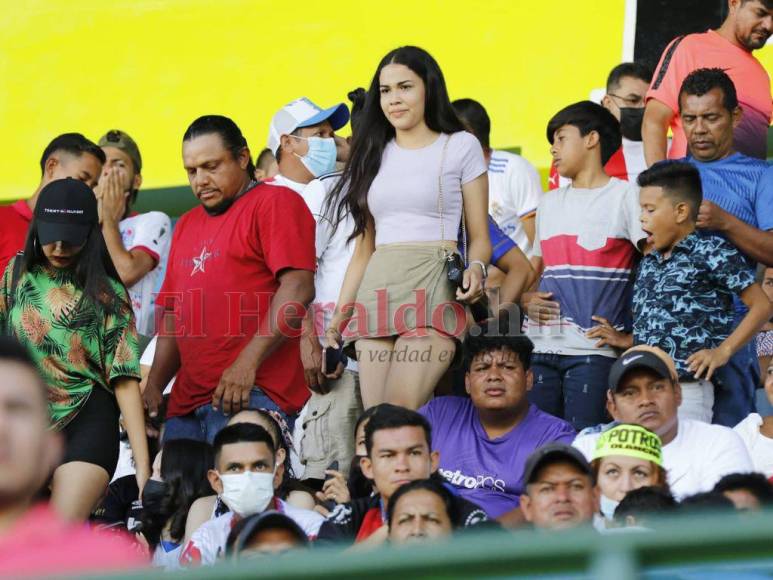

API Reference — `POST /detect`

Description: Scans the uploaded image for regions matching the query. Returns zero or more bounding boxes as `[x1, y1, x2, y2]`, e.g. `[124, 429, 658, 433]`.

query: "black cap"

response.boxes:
[34, 178, 97, 246]
[608, 349, 675, 392]
[233, 511, 308, 554]
[522, 443, 592, 486]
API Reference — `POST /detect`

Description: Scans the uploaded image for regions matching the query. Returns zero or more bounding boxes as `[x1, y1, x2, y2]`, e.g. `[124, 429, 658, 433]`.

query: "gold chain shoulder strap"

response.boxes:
[436, 134, 466, 261]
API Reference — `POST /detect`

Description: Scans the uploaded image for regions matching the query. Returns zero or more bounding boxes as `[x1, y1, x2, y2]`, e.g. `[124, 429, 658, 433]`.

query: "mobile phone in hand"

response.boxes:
[322, 345, 347, 374]
[325, 461, 339, 479]
[321, 461, 341, 511]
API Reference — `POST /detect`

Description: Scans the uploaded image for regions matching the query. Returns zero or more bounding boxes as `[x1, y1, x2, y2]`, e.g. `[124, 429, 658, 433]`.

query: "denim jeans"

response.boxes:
[528, 353, 616, 431]
[163, 387, 293, 445]
[712, 340, 758, 427]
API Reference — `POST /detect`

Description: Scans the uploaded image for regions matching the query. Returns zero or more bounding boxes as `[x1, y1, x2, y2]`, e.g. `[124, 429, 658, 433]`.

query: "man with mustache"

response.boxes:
[643, 0, 772, 164]
[573, 346, 753, 500]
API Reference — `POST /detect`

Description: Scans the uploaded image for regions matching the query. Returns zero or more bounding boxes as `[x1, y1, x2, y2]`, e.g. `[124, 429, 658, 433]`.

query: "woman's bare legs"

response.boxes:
[384, 330, 456, 410]
[355, 338, 396, 409]
[50, 461, 109, 521]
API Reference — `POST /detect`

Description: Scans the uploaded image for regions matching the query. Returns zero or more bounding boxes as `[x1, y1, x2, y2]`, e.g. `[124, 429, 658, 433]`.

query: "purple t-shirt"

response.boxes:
[420, 397, 575, 518]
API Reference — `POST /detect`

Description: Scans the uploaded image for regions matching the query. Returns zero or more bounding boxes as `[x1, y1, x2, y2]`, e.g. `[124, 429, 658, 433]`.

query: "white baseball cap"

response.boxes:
[268, 97, 350, 156]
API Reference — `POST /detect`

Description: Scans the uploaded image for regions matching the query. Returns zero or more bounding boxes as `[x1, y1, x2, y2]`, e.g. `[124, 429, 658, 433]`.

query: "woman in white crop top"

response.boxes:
[325, 46, 491, 410]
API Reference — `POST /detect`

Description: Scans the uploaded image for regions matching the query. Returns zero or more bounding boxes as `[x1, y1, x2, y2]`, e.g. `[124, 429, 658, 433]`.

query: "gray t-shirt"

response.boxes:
[368, 131, 487, 246]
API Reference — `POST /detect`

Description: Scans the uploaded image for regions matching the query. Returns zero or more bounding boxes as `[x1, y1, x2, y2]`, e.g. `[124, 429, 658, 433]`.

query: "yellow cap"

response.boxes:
[591, 424, 663, 466]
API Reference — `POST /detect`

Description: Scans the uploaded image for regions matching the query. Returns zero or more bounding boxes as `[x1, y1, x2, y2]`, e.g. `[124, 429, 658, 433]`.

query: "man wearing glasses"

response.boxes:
[599, 62, 653, 184]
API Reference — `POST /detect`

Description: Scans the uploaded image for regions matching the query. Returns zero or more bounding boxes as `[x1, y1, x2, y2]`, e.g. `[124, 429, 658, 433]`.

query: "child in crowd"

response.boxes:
[634, 162, 771, 423]
[524, 101, 647, 430]
[735, 359, 773, 478]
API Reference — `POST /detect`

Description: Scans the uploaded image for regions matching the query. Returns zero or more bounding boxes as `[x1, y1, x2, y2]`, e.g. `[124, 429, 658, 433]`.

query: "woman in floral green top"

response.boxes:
[0, 179, 149, 521]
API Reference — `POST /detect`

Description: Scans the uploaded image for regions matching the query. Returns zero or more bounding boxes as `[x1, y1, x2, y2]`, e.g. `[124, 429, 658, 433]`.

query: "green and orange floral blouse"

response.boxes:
[0, 258, 141, 430]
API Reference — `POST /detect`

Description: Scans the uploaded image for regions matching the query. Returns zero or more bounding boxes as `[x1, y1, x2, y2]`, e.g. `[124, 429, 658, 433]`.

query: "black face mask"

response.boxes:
[142, 479, 168, 514]
[619, 107, 645, 141]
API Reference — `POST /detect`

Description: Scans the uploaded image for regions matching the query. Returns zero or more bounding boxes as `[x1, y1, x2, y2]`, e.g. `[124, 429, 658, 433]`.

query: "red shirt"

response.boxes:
[354, 507, 385, 543]
[0, 200, 32, 276]
[0, 504, 147, 577]
[158, 183, 316, 417]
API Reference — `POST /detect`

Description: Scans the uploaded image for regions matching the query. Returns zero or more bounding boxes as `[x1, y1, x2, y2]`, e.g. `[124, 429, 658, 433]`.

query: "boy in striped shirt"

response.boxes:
[523, 101, 647, 431]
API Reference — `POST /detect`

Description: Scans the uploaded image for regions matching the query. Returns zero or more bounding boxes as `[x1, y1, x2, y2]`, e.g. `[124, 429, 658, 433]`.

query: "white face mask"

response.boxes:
[599, 494, 620, 520]
[218, 470, 275, 517]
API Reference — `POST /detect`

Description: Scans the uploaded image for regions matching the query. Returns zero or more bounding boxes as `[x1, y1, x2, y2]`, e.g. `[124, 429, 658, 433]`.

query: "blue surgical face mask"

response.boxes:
[292, 136, 337, 177]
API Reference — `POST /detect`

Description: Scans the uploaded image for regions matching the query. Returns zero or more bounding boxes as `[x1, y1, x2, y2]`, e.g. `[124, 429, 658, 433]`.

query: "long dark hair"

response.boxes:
[142, 439, 214, 546]
[348, 87, 368, 136]
[21, 220, 128, 315]
[331, 46, 465, 240]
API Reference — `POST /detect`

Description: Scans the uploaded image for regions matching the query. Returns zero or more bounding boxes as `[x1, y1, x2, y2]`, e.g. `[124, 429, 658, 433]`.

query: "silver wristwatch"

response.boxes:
[468, 260, 488, 279]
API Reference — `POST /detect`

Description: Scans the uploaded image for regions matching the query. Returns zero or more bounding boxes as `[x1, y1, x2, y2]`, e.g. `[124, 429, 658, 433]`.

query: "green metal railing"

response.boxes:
[80, 510, 773, 580]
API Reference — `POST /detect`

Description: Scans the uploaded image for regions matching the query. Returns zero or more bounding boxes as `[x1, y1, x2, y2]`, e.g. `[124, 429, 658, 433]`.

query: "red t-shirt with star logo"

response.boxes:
[157, 183, 316, 418]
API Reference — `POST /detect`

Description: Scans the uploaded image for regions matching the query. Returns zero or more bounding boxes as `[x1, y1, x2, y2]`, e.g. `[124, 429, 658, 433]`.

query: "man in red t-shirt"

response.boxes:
[0, 337, 146, 576]
[0, 133, 105, 275]
[144, 115, 316, 444]
[643, 0, 772, 165]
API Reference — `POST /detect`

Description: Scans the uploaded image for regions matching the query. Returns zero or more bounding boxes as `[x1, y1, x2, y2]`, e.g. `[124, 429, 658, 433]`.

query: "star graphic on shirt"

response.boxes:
[191, 247, 212, 276]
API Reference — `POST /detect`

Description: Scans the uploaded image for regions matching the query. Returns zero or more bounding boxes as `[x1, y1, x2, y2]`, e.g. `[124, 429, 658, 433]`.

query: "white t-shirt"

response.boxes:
[367, 131, 487, 246]
[140, 335, 175, 395]
[119, 211, 172, 336]
[269, 173, 354, 338]
[734, 413, 773, 478]
[152, 542, 182, 571]
[269, 173, 357, 373]
[487, 150, 541, 256]
[179, 500, 324, 566]
[619, 139, 647, 184]
[573, 418, 754, 500]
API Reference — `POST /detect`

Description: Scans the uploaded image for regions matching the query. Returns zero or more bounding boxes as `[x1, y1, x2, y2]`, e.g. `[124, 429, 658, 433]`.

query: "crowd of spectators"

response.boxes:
[0, 0, 772, 575]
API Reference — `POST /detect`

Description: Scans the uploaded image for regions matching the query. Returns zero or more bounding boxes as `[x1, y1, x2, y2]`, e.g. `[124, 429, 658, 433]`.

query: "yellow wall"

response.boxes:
[1, 1, 770, 201]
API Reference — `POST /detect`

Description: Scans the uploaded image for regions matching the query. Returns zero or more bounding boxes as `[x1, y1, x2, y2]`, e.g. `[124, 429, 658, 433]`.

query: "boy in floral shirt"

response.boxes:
[633, 161, 771, 423]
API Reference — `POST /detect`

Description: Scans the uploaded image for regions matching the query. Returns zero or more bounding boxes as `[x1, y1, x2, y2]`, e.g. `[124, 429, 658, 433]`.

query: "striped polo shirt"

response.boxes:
[529, 178, 646, 357]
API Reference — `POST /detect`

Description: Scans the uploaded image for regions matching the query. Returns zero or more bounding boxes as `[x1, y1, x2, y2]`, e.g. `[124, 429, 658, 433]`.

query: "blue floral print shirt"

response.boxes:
[633, 232, 755, 379]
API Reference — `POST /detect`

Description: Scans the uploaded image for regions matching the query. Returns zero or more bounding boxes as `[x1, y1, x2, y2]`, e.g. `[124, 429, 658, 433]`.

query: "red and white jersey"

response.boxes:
[179, 499, 324, 567]
[119, 211, 171, 336]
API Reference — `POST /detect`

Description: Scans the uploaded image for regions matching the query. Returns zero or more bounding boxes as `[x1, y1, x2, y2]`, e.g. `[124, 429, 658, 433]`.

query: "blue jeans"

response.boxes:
[528, 353, 616, 431]
[163, 387, 293, 445]
[712, 340, 758, 427]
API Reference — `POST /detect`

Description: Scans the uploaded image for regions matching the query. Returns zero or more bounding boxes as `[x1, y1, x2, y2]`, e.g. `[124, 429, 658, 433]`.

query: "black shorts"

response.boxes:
[62, 386, 120, 477]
